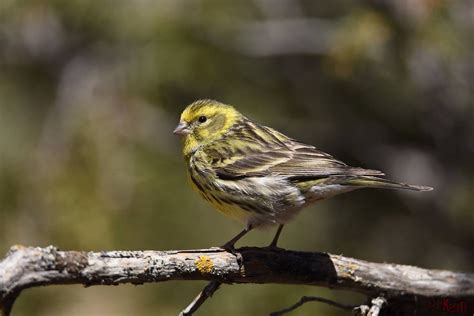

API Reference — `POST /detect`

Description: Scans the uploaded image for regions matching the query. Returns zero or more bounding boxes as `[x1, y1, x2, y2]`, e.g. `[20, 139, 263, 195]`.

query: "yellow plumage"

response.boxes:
[174, 99, 432, 249]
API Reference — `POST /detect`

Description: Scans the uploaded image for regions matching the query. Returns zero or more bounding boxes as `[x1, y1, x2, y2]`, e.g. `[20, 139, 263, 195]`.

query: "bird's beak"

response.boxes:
[173, 121, 191, 135]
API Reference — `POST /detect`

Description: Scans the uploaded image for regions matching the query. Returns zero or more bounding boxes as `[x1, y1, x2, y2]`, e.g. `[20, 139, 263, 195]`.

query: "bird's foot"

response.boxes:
[220, 241, 238, 254]
[263, 243, 285, 251]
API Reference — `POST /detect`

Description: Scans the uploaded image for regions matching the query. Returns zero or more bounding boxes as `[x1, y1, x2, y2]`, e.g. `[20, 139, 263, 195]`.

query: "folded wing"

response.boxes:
[211, 123, 384, 181]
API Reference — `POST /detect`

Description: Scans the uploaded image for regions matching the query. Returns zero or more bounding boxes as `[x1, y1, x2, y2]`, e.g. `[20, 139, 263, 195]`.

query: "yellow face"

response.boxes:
[174, 100, 242, 157]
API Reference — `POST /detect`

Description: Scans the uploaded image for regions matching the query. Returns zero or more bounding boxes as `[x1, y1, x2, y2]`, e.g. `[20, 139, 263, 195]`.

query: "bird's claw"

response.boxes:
[220, 242, 237, 254]
[263, 244, 284, 251]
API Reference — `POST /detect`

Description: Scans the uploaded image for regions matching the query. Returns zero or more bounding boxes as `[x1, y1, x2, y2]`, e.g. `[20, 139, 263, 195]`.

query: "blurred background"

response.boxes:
[0, 0, 473, 315]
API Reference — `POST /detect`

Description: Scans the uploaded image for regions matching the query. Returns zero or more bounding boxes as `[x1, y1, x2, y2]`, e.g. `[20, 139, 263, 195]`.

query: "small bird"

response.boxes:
[174, 99, 432, 249]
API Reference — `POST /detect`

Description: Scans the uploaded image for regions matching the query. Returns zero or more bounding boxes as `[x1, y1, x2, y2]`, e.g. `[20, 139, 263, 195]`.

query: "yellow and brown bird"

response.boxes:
[174, 99, 432, 249]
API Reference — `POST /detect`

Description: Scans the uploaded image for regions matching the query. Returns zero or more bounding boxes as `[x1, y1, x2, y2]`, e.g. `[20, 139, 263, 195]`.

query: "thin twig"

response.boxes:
[368, 296, 386, 316]
[353, 296, 387, 316]
[352, 304, 370, 316]
[179, 281, 222, 316]
[270, 295, 355, 315]
[0, 285, 19, 316]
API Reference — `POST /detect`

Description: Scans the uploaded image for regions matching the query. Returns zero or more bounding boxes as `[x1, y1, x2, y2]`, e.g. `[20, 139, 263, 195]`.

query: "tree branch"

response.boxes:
[179, 280, 221, 316]
[1, 245, 473, 315]
[367, 296, 387, 316]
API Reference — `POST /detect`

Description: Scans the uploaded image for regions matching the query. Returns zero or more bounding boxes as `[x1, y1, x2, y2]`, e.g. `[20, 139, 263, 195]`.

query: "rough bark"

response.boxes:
[1, 245, 473, 315]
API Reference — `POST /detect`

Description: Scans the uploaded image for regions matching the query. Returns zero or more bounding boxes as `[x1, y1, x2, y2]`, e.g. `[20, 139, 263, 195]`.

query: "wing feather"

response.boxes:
[209, 121, 384, 180]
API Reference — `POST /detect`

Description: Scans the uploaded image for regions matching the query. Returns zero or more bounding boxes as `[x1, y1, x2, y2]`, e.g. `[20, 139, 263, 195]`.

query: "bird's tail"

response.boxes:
[342, 176, 433, 192]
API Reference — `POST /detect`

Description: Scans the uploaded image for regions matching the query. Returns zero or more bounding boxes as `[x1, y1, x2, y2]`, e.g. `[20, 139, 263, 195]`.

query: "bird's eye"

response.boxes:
[198, 116, 207, 123]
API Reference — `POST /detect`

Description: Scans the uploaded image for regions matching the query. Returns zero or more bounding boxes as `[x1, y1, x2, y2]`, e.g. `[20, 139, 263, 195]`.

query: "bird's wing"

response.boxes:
[208, 123, 384, 180]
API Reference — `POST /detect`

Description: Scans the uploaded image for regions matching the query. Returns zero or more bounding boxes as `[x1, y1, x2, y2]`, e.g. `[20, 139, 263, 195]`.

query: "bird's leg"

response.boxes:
[221, 225, 253, 251]
[268, 224, 284, 249]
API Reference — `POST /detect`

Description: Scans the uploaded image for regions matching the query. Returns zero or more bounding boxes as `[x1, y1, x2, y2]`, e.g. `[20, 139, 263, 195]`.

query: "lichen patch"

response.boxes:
[195, 256, 214, 274]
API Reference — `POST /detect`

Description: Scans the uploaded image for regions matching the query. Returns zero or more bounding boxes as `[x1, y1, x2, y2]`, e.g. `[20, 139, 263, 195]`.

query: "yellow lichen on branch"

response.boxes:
[195, 256, 214, 274]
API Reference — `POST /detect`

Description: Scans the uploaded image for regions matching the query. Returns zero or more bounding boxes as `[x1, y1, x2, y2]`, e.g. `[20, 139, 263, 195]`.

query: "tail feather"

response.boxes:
[342, 176, 433, 192]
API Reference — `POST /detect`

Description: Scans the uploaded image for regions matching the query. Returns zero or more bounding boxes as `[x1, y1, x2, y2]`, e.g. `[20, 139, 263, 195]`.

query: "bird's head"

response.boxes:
[174, 99, 242, 155]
